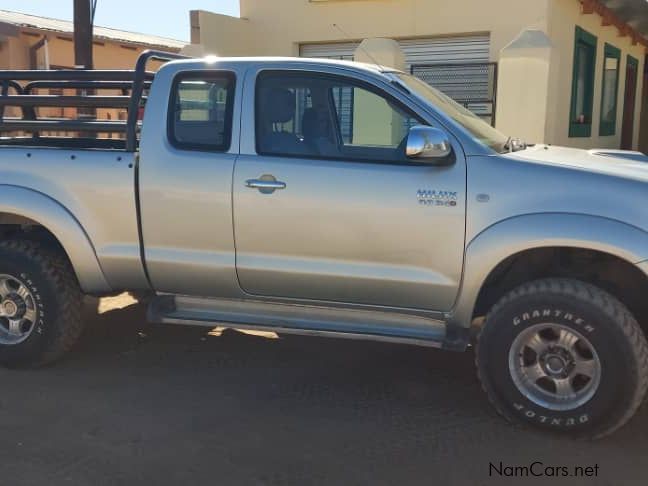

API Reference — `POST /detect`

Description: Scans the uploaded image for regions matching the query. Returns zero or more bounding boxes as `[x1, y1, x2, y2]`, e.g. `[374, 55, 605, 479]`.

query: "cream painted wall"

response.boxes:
[495, 29, 555, 144]
[191, 11, 257, 57]
[545, 0, 645, 149]
[195, 0, 550, 61]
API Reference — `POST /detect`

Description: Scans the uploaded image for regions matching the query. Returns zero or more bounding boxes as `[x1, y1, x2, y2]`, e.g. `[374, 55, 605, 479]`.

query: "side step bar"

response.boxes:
[148, 295, 447, 348]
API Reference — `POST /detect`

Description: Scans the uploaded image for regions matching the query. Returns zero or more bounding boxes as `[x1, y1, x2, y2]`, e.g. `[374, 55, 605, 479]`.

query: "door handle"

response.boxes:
[245, 175, 286, 194]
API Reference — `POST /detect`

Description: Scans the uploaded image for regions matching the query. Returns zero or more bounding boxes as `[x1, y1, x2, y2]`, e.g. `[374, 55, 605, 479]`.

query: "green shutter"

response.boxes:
[569, 27, 597, 138]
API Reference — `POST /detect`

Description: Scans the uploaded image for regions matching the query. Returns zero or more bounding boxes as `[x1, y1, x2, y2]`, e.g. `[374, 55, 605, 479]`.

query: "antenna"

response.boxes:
[332, 23, 384, 70]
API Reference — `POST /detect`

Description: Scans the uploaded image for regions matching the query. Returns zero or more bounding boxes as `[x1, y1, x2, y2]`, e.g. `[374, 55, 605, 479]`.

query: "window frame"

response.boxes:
[569, 26, 598, 138]
[254, 69, 431, 165]
[167, 70, 236, 152]
[599, 43, 621, 136]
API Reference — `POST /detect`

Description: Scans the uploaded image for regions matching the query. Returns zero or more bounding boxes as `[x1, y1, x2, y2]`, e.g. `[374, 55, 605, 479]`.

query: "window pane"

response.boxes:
[574, 44, 588, 123]
[601, 54, 619, 125]
[332, 87, 419, 149]
[170, 75, 234, 150]
[331, 86, 354, 143]
[256, 73, 424, 162]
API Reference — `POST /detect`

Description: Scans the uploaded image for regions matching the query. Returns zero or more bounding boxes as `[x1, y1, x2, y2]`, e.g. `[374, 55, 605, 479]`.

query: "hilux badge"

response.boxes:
[417, 189, 458, 207]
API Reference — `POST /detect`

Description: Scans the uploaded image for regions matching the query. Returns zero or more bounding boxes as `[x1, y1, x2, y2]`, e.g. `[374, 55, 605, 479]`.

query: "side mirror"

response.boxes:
[406, 125, 452, 163]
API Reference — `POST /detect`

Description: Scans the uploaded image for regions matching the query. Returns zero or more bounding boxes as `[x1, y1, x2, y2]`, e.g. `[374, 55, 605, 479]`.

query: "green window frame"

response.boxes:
[569, 26, 597, 138]
[599, 43, 621, 136]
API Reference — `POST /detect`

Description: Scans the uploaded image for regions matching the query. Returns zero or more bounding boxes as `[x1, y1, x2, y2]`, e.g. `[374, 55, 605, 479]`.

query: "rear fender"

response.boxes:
[0, 185, 111, 293]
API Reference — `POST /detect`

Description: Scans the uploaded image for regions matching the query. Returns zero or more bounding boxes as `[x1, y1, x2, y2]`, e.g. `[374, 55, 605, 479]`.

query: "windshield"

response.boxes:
[395, 73, 510, 153]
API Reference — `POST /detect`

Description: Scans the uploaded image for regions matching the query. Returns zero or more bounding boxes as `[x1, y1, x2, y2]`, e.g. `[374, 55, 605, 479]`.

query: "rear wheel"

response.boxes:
[476, 278, 648, 439]
[0, 240, 84, 367]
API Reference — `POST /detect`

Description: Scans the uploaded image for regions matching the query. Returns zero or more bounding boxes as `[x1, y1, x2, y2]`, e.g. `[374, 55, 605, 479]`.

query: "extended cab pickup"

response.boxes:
[1, 51, 647, 438]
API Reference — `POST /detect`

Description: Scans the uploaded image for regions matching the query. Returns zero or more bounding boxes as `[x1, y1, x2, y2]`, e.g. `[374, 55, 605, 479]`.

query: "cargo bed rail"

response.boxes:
[0, 50, 187, 151]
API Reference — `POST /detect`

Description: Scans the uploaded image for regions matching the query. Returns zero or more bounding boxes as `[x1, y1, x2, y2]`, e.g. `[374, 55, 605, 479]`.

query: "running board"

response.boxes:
[147, 295, 446, 348]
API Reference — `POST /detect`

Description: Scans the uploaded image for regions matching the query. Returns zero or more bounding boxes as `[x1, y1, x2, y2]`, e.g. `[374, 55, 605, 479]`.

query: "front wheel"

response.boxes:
[476, 278, 648, 439]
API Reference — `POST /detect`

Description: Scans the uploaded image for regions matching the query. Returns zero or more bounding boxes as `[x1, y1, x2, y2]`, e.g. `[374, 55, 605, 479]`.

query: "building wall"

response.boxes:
[194, 0, 550, 61]
[545, 0, 645, 149]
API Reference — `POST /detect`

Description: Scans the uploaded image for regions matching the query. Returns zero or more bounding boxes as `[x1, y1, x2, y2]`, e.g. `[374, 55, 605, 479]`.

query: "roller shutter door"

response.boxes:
[299, 42, 358, 61]
[299, 35, 489, 66]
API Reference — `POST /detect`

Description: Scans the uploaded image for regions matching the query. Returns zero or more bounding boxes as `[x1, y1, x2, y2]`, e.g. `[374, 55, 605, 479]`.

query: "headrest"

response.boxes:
[261, 88, 295, 124]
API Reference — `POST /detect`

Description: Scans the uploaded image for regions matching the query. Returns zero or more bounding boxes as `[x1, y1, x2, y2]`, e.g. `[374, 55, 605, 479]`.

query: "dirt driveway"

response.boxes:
[1, 296, 647, 485]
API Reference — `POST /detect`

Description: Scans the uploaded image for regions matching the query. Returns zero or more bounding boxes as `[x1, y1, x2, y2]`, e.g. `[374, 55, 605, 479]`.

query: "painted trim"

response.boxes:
[569, 26, 597, 138]
[599, 43, 621, 136]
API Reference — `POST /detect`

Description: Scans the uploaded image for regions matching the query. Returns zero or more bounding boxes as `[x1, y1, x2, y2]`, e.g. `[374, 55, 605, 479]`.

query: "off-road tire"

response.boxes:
[476, 278, 648, 439]
[0, 240, 84, 367]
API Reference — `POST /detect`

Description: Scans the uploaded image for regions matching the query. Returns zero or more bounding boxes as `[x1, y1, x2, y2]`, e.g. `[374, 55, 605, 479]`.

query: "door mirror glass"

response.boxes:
[406, 125, 452, 162]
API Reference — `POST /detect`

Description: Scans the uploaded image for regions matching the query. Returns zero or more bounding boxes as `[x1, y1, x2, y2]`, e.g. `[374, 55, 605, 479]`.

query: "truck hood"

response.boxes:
[503, 145, 648, 184]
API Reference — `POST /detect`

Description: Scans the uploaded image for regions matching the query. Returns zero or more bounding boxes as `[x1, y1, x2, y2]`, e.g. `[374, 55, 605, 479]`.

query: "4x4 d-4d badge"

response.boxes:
[417, 189, 458, 207]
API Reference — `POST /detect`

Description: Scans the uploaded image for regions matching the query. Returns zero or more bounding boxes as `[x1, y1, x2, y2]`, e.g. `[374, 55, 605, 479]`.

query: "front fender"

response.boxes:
[0, 185, 111, 293]
[449, 213, 648, 329]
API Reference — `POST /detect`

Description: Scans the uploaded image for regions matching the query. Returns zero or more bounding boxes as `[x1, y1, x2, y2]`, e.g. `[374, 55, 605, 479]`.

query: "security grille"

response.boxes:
[410, 62, 498, 125]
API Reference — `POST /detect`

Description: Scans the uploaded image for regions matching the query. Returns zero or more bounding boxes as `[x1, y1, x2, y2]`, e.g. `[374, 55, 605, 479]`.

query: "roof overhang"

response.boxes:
[580, 0, 648, 49]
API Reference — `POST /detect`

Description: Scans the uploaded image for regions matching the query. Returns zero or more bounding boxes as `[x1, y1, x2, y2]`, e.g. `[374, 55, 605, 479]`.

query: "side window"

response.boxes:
[169, 72, 235, 151]
[599, 43, 620, 136]
[256, 72, 425, 163]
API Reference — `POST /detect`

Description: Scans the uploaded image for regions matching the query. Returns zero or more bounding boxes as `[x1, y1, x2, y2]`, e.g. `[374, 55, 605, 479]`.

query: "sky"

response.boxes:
[0, 0, 240, 41]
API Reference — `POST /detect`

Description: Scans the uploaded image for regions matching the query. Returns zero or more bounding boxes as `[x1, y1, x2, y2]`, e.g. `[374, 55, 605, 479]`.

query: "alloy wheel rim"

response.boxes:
[508, 323, 601, 411]
[0, 274, 38, 345]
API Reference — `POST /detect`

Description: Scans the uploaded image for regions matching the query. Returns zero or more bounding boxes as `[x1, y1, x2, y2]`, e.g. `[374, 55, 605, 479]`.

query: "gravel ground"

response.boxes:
[1, 295, 647, 486]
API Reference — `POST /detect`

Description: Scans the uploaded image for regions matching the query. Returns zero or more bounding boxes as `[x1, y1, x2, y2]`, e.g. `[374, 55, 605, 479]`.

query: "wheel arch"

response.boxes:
[450, 213, 648, 331]
[0, 185, 111, 293]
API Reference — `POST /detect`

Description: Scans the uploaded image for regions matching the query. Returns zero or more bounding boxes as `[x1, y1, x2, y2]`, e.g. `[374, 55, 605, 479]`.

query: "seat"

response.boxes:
[302, 107, 338, 157]
[258, 88, 301, 154]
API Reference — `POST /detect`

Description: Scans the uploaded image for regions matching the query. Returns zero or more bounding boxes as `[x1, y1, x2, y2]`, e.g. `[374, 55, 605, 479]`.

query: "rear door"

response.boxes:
[232, 68, 466, 311]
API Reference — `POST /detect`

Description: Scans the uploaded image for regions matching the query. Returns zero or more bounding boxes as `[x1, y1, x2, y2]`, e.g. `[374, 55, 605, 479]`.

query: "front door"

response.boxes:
[233, 70, 466, 311]
[621, 55, 638, 150]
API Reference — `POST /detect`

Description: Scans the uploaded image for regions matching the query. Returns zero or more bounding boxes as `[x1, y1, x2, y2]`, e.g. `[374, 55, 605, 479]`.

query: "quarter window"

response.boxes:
[569, 27, 597, 138]
[255, 71, 425, 163]
[168, 72, 235, 151]
[599, 43, 620, 136]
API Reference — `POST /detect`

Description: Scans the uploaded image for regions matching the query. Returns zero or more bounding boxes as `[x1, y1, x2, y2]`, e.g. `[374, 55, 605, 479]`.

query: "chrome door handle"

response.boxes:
[245, 175, 286, 194]
[245, 180, 286, 190]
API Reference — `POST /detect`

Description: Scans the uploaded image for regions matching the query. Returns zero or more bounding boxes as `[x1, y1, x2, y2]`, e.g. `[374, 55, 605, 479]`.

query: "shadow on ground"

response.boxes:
[0, 299, 647, 485]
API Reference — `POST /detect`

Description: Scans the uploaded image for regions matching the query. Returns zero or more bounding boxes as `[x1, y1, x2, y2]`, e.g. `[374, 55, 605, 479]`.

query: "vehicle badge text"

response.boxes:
[417, 189, 458, 207]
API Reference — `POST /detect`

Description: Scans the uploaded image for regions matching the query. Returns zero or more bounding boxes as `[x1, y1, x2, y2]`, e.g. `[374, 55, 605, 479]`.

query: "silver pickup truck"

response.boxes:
[1, 51, 647, 439]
